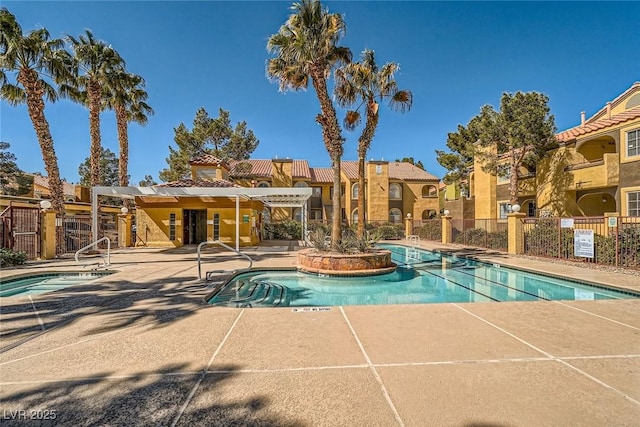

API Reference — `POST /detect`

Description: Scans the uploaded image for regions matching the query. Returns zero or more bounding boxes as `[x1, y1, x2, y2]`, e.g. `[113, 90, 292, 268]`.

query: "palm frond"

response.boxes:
[343, 110, 361, 131]
[0, 82, 25, 105]
[388, 90, 413, 113]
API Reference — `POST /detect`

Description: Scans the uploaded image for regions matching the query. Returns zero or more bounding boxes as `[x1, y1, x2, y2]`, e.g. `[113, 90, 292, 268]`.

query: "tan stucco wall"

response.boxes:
[366, 162, 389, 222]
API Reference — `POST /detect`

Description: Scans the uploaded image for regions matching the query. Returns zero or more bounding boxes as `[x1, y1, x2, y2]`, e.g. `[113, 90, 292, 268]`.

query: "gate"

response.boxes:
[0, 205, 41, 259]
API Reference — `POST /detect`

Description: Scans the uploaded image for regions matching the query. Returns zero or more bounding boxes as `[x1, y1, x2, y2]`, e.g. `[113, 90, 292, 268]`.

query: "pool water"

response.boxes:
[206, 244, 639, 307]
[0, 272, 112, 297]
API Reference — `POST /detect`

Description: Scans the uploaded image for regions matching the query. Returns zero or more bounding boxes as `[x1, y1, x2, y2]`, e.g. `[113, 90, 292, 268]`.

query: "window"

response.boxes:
[629, 192, 640, 216]
[169, 213, 176, 240]
[310, 209, 322, 220]
[351, 209, 358, 224]
[389, 183, 402, 200]
[389, 208, 402, 223]
[421, 185, 437, 198]
[497, 165, 510, 184]
[627, 129, 639, 157]
[376, 165, 382, 175]
[499, 203, 512, 219]
[257, 181, 270, 188]
[528, 202, 537, 217]
[422, 210, 436, 220]
[311, 186, 322, 198]
[293, 208, 302, 222]
[329, 185, 345, 198]
[351, 183, 359, 199]
[212, 213, 220, 240]
[294, 181, 308, 188]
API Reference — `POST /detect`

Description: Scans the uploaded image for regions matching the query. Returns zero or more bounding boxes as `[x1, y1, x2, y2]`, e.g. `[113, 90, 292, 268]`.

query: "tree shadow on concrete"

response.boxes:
[0, 363, 300, 427]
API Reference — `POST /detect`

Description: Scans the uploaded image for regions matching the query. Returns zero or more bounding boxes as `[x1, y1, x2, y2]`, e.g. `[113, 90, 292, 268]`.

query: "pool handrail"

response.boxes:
[197, 240, 253, 281]
[407, 235, 420, 245]
[74, 237, 111, 269]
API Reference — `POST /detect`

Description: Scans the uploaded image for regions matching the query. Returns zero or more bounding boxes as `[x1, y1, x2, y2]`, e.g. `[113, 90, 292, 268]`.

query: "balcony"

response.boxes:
[567, 153, 619, 190]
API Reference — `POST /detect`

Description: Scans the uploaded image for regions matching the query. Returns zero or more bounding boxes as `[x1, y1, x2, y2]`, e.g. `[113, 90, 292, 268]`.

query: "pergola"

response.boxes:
[91, 186, 313, 250]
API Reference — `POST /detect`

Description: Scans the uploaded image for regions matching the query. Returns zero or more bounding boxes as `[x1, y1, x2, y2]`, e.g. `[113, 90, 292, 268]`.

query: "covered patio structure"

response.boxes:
[91, 186, 313, 250]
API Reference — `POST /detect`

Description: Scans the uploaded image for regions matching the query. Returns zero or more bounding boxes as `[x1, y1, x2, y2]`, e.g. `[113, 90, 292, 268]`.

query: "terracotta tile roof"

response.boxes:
[189, 154, 228, 167]
[341, 161, 359, 180]
[155, 179, 240, 188]
[310, 167, 333, 183]
[389, 162, 439, 181]
[32, 174, 77, 197]
[292, 160, 311, 179]
[587, 81, 640, 122]
[557, 106, 640, 142]
[228, 159, 272, 178]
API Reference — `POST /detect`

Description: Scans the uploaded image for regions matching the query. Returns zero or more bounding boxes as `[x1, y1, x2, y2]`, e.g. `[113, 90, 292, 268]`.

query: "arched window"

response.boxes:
[257, 181, 270, 188]
[422, 210, 437, 220]
[293, 208, 302, 222]
[421, 185, 437, 198]
[389, 208, 402, 224]
[294, 181, 308, 188]
[351, 183, 359, 199]
[389, 183, 402, 200]
[351, 208, 358, 224]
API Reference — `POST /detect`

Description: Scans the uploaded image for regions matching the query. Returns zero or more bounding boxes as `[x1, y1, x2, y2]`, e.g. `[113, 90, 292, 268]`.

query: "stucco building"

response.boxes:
[448, 81, 640, 219]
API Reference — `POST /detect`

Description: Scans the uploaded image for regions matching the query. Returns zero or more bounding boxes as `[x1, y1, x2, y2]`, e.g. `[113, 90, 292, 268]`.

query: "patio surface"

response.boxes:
[1, 240, 639, 426]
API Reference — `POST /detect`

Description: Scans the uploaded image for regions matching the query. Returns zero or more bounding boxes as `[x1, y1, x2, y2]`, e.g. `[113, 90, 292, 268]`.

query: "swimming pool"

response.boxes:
[206, 244, 639, 308]
[0, 272, 112, 298]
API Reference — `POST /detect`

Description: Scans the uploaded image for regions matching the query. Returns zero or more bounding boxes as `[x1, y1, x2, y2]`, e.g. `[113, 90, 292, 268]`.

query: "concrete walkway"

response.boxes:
[1, 241, 639, 426]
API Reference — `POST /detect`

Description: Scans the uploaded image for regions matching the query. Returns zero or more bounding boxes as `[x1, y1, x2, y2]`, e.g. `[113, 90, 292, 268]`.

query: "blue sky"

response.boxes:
[2, 1, 639, 185]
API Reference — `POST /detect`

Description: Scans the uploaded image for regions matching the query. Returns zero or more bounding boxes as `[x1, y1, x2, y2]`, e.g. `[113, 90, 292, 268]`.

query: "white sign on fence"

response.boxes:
[574, 229, 594, 258]
[560, 218, 574, 228]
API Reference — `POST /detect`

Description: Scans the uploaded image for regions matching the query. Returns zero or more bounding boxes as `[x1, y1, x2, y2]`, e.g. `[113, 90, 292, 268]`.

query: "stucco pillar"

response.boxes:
[507, 212, 526, 254]
[118, 214, 133, 247]
[405, 215, 413, 238]
[441, 215, 452, 244]
[41, 210, 57, 260]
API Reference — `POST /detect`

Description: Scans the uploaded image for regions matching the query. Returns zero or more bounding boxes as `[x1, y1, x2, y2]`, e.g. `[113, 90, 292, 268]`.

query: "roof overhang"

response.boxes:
[91, 186, 313, 208]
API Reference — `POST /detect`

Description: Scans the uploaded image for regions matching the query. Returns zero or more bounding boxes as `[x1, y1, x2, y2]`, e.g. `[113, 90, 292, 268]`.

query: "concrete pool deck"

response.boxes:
[1, 240, 639, 426]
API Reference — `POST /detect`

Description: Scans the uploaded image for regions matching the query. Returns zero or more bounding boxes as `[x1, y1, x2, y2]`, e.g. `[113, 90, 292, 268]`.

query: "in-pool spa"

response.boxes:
[0, 272, 112, 297]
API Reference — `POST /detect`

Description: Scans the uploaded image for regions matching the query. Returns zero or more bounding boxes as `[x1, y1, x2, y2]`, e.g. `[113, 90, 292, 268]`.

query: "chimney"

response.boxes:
[606, 102, 612, 119]
[580, 111, 585, 127]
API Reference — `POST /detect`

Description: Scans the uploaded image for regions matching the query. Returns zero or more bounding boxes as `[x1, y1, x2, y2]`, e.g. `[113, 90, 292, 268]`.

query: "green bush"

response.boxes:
[263, 220, 302, 240]
[413, 221, 441, 241]
[0, 248, 27, 268]
[369, 223, 403, 240]
[454, 228, 507, 250]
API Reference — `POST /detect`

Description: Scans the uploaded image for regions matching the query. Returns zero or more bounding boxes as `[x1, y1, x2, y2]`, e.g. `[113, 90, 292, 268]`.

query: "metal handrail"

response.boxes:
[75, 237, 111, 268]
[407, 234, 420, 245]
[197, 240, 253, 280]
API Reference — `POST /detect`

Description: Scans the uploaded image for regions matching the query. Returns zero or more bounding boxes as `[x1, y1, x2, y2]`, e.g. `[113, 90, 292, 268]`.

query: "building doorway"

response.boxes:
[183, 209, 207, 244]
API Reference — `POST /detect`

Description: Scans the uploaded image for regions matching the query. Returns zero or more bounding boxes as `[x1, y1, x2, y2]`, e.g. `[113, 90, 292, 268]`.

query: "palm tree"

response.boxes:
[334, 49, 413, 237]
[63, 30, 123, 187]
[103, 71, 153, 189]
[267, 0, 351, 245]
[0, 8, 72, 213]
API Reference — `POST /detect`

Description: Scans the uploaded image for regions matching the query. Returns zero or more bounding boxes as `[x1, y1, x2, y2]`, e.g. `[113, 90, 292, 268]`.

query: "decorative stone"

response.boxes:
[297, 249, 396, 277]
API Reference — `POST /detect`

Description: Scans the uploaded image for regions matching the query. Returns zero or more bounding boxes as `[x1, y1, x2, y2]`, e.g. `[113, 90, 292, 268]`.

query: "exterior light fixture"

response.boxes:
[39, 200, 52, 210]
[120, 206, 129, 215]
[443, 209, 450, 216]
[512, 204, 521, 213]
[406, 213, 412, 219]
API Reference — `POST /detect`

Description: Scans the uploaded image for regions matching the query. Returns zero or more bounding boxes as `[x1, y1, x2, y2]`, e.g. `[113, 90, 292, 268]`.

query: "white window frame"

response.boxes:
[629, 191, 640, 217]
[389, 183, 402, 200]
[311, 186, 322, 198]
[294, 181, 309, 188]
[498, 202, 512, 219]
[351, 208, 358, 224]
[257, 181, 270, 188]
[293, 207, 302, 222]
[627, 129, 639, 158]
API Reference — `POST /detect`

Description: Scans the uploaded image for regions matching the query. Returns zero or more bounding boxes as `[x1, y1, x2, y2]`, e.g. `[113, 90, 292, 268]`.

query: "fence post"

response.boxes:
[442, 214, 452, 244]
[405, 215, 413, 238]
[41, 210, 57, 259]
[118, 213, 133, 248]
[507, 212, 526, 255]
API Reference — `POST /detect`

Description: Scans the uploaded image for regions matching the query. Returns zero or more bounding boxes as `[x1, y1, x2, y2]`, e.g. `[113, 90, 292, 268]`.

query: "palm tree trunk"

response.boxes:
[18, 68, 65, 214]
[115, 104, 129, 187]
[310, 69, 344, 245]
[356, 101, 379, 238]
[88, 79, 102, 187]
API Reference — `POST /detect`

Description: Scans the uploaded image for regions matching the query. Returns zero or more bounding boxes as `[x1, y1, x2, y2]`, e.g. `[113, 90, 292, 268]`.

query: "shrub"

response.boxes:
[455, 228, 507, 250]
[264, 220, 302, 240]
[413, 221, 441, 241]
[0, 248, 27, 268]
